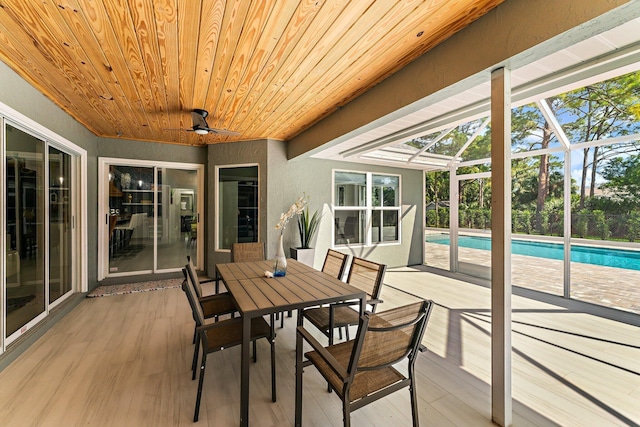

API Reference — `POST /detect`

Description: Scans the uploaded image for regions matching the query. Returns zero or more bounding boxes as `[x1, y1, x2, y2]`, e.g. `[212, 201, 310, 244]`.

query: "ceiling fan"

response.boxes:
[169, 109, 239, 136]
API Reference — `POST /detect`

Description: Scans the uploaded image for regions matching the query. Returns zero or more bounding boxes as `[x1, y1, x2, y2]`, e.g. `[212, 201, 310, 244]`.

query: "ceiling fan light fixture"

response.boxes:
[194, 128, 208, 135]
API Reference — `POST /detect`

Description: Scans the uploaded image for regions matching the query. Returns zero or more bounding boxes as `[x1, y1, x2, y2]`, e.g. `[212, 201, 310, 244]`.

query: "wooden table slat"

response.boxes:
[297, 271, 361, 297]
[271, 275, 321, 304]
[225, 280, 257, 311]
[237, 260, 272, 278]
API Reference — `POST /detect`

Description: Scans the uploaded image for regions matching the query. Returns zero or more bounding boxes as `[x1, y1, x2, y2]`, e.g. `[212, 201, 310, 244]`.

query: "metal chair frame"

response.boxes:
[295, 300, 433, 427]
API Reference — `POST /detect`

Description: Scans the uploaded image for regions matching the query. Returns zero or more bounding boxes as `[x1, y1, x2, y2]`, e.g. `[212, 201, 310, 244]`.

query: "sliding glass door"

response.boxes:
[49, 146, 73, 304]
[157, 168, 199, 269]
[107, 165, 155, 274]
[5, 125, 46, 338]
[3, 124, 78, 348]
[100, 159, 203, 278]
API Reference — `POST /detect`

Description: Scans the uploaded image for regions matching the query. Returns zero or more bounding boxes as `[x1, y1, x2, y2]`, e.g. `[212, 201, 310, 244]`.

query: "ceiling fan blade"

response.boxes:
[206, 128, 240, 136]
[191, 109, 209, 129]
[163, 109, 240, 137]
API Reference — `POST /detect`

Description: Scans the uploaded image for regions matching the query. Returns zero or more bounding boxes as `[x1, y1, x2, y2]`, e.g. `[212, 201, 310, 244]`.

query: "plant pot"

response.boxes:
[290, 247, 315, 267]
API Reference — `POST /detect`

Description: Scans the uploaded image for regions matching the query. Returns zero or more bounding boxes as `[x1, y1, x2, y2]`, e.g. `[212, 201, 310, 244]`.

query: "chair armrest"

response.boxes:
[329, 300, 360, 309]
[196, 316, 242, 333]
[326, 297, 381, 308]
[198, 292, 230, 303]
[296, 326, 348, 381]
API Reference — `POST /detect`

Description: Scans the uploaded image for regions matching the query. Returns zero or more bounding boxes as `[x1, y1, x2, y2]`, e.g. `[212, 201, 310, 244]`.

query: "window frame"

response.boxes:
[332, 169, 401, 247]
[215, 163, 260, 252]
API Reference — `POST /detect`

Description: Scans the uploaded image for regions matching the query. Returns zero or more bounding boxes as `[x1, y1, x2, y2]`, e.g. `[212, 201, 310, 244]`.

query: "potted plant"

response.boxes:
[290, 202, 321, 267]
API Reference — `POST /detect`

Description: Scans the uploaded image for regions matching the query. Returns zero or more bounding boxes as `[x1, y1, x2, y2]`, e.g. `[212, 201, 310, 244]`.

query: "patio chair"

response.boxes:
[231, 241, 265, 262]
[295, 300, 434, 427]
[185, 258, 237, 331]
[114, 212, 144, 249]
[302, 256, 386, 346]
[182, 269, 276, 422]
[317, 249, 350, 339]
[321, 249, 349, 281]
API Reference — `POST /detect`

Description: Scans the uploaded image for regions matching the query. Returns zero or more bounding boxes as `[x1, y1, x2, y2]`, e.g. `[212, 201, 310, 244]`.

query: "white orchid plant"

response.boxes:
[275, 195, 307, 232]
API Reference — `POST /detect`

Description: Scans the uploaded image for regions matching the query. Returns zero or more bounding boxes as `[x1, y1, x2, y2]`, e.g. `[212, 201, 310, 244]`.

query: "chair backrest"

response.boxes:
[321, 249, 349, 281]
[350, 300, 433, 377]
[182, 267, 205, 327]
[126, 213, 143, 230]
[134, 213, 146, 228]
[231, 242, 265, 262]
[346, 257, 386, 303]
[185, 256, 205, 299]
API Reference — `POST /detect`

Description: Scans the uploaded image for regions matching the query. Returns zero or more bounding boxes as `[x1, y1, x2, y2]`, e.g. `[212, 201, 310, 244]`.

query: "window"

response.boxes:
[333, 171, 400, 246]
[217, 165, 259, 250]
[372, 174, 400, 243]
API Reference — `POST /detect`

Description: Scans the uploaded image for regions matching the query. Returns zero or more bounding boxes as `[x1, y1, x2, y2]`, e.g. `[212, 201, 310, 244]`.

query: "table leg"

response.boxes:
[295, 315, 304, 427]
[240, 315, 250, 427]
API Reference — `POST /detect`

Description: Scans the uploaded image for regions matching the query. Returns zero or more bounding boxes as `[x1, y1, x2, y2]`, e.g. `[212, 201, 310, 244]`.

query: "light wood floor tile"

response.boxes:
[0, 266, 638, 426]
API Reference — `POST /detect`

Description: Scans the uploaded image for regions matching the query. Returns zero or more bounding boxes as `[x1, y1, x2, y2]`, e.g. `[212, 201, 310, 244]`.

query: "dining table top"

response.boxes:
[215, 258, 366, 317]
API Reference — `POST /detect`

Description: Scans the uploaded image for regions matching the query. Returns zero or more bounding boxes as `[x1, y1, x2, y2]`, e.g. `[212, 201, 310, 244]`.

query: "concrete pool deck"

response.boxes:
[425, 236, 640, 316]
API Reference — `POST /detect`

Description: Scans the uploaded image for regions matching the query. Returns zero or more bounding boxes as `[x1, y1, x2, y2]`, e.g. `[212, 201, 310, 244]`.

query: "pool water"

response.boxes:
[426, 234, 640, 271]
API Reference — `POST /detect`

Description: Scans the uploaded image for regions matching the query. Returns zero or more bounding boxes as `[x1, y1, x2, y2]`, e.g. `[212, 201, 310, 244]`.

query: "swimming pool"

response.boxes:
[425, 234, 640, 271]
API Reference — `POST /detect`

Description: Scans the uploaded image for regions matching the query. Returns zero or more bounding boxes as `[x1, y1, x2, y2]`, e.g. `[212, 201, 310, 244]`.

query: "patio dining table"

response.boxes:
[215, 258, 366, 427]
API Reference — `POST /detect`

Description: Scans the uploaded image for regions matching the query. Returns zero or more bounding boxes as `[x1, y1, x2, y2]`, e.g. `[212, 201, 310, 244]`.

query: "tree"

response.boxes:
[511, 103, 559, 231]
[550, 71, 640, 208]
[601, 153, 640, 202]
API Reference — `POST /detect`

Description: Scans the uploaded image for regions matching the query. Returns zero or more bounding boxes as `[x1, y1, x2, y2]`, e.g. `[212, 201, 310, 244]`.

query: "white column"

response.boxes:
[490, 67, 512, 427]
[449, 163, 458, 272]
[564, 150, 572, 297]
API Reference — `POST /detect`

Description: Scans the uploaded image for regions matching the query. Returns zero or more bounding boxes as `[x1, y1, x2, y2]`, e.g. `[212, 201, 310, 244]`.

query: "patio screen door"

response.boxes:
[452, 173, 492, 280]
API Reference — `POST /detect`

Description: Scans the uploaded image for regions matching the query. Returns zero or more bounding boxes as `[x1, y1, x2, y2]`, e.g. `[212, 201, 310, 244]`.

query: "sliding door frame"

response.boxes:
[1, 102, 87, 352]
[97, 157, 204, 280]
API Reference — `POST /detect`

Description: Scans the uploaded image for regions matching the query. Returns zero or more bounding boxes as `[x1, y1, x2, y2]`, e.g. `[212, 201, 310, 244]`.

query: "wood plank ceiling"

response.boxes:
[0, 0, 504, 146]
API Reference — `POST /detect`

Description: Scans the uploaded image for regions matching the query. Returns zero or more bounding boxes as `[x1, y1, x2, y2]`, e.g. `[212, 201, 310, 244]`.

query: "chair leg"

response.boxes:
[192, 327, 197, 344]
[253, 339, 257, 363]
[191, 336, 200, 380]
[280, 312, 284, 329]
[409, 377, 419, 427]
[328, 321, 334, 393]
[343, 399, 351, 427]
[194, 353, 207, 422]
